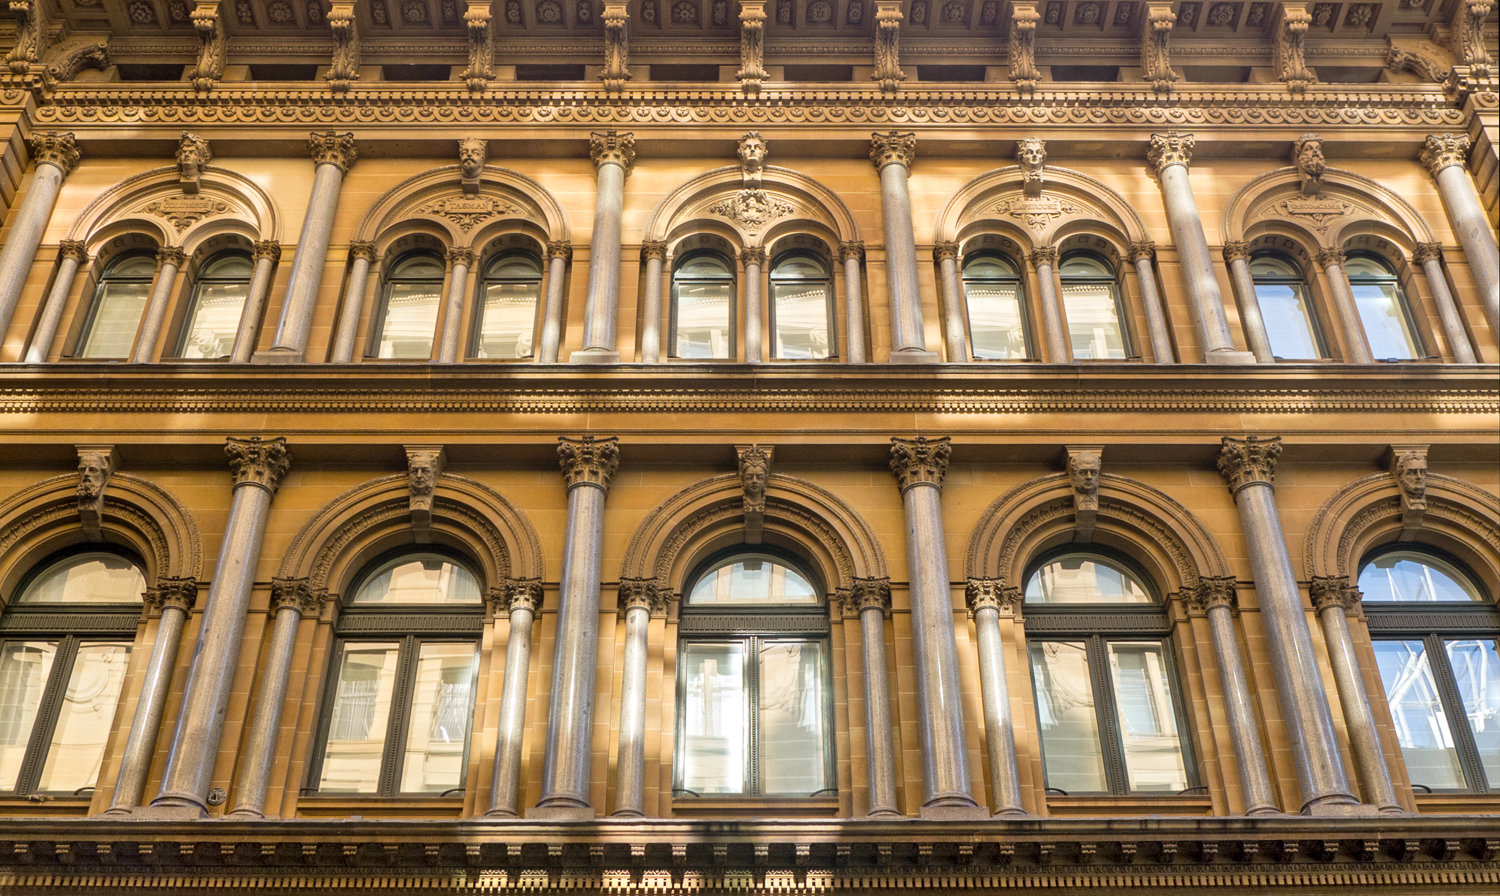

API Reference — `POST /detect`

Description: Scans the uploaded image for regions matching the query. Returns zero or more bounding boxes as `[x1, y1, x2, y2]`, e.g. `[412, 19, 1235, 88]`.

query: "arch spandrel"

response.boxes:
[937, 165, 1150, 249]
[1223, 167, 1436, 253]
[354, 164, 568, 248]
[645, 164, 861, 249]
[67, 165, 280, 252]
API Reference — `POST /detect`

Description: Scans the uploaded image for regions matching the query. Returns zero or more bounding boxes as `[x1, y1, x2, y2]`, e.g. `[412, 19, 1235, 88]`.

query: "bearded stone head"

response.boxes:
[78, 459, 109, 498]
[1068, 451, 1101, 495]
[459, 137, 487, 179]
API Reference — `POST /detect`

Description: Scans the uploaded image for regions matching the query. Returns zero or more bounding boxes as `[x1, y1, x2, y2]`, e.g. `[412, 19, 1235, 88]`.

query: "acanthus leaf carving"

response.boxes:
[737, 0, 767, 94]
[327, 1, 361, 92]
[1275, 3, 1316, 93]
[1140, 2, 1179, 93]
[1008, 0, 1040, 95]
[143, 195, 232, 231]
[709, 189, 795, 233]
[1451, 0, 1495, 78]
[872, 0, 905, 93]
[5, 0, 47, 74]
[558, 434, 620, 490]
[601, 0, 631, 92]
[1218, 435, 1281, 494]
[418, 195, 522, 233]
[462, 0, 495, 90]
[226, 435, 292, 494]
[189, 0, 226, 93]
[41, 36, 110, 86]
[890, 435, 951, 491]
[993, 195, 1081, 233]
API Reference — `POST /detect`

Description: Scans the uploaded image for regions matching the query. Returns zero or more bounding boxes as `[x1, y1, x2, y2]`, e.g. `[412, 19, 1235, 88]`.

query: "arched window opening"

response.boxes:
[1359, 546, 1498, 792]
[76, 253, 157, 359]
[769, 252, 834, 360]
[174, 251, 253, 360]
[1249, 254, 1325, 360]
[371, 251, 446, 360]
[1059, 253, 1129, 360]
[472, 251, 543, 360]
[671, 251, 735, 360]
[1345, 253, 1422, 361]
[961, 252, 1031, 360]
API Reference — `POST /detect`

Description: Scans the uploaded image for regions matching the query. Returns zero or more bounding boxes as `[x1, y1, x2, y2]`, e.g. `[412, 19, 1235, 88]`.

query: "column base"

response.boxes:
[864, 808, 906, 819]
[482, 808, 521, 819]
[225, 807, 266, 819]
[608, 809, 646, 819]
[527, 798, 596, 820]
[252, 347, 307, 364]
[1300, 795, 1379, 817]
[918, 798, 990, 820]
[570, 348, 620, 364]
[886, 349, 940, 364]
[991, 807, 1030, 818]
[117, 804, 208, 820]
[1204, 349, 1258, 365]
[1244, 805, 1284, 817]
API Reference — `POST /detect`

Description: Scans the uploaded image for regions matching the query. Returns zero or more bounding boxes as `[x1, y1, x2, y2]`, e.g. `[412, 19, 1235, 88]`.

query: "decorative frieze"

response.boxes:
[1217, 435, 1281, 494]
[869, 131, 916, 170]
[590, 130, 636, 174]
[558, 434, 620, 489]
[1292, 133, 1325, 195]
[76, 444, 117, 539]
[1147, 131, 1193, 172]
[309, 131, 358, 172]
[226, 435, 292, 493]
[176, 131, 211, 193]
[889, 435, 950, 491]
[27, 131, 79, 175]
[143, 576, 198, 615]
[1420, 133, 1470, 176]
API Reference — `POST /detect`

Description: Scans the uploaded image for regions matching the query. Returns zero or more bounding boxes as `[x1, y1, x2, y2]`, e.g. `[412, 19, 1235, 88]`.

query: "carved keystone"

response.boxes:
[75, 444, 117, 540]
[1065, 446, 1102, 541]
[405, 446, 447, 538]
[1389, 444, 1428, 534]
[736, 444, 773, 543]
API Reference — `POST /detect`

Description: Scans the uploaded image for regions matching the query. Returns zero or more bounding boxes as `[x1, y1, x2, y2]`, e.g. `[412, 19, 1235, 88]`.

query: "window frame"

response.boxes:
[1057, 251, 1133, 361]
[960, 249, 1035, 361]
[74, 251, 157, 360]
[171, 250, 255, 360]
[668, 249, 737, 361]
[767, 249, 837, 361]
[366, 250, 447, 361]
[1248, 251, 1329, 361]
[1343, 251, 1425, 362]
[468, 249, 545, 361]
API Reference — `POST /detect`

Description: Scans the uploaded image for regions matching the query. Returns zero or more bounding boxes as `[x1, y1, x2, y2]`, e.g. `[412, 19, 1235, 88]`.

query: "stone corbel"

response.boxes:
[1065, 446, 1102, 541]
[1291, 133, 1325, 196]
[872, 0, 905, 94]
[4, 0, 47, 75]
[1140, 1, 1178, 94]
[177, 132, 211, 194]
[40, 36, 110, 87]
[736, 444, 773, 543]
[1389, 444, 1428, 535]
[76, 445, 118, 540]
[1274, 2, 1315, 93]
[189, 0, 226, 92]
[737, 0, 767, 95]
[1451, 0, 1495, 81]
[326, 0, 360, 92]
[462, 0, 494, 91]
[1008, 1, 1040, 96]
[601, 0, 631, 92]
[458, 137, 486, 194]
[1017, 138, 1045, 196]
[406, 446, 447, 539]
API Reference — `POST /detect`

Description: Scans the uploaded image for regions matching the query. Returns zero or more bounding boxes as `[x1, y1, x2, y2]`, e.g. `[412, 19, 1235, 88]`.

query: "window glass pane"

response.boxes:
[375, 274, 443, 359]
[674, 280, 733, 359]
[1358, 552, 1483, 603]
[1372, 639, 1466, 789]
[1107, 641, 1190, 793]
[475, 281, 538, 359]
[964, 255, 1017, 279]
[770, 257, 825, 281]
[687, 558, 818, 606]
[105, 255, 159, 278]
[1029, 640, 1108, 793]
[677, 255, 733, 280]
[199, 254, 254, 279]
[0, 641, 58, 791]
[772, 280, 831, 359]
[680, 642, 746, 794]
[965, 280, 1028, 360]
[1061, 283, 1127, 359]
[79, 280, 151, 359]
[177, 277, 249, 359]
[1059, 255, 1111, 277]
[1253, 281, 1322, 359]
[1348, 275, 1419, 360]
[1445, 638, 1500, 787]
[1025, 554, 1153, 604]
[757, 640, 829, 795]
[399, 642, 477, 794]
[18, 553, 146, 605]
[318, 643, 401, 793]
[35, 642, 130, 793]
[485, 255, 542, 279]
[351, 555, 481, 605]
[1248, 256, 1299, 277]
[391, 254, 446, 278]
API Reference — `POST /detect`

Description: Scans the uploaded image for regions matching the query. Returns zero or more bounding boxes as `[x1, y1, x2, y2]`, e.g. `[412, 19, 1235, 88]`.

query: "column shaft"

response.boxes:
[1032, 254, 1069, 362]
[1224, 252, 1274, 363]
[639, 252, 664, 363]
[1156, 165, 1247, 362]
[436, 255, 472, 363]
[743, 255, 763, 362]
[131, 254, 183, 363]
[841, 249, 868, 363]
[578, 161, 625, 361]
[612, 603, 650, 816]
[858, 604, 900, 816]
[487, 602, 536, 816]
[1320, 256, 1374, 363]
[1434, 164, 1500, 332]
[972, 605, 1025, 816]
[106, 603, 189, 813]
[1132, 250, 1175, 363]
[878, 162, 930, 359]
[231, 252, 278, 363]
[268, 161, 346, 358]
[25, 249, 83, 362]
[1317, 603, 1402, 812]
[0, 162, 68, 346]
[936, 250, 966, 362]
[1418, 251, 1476, 363]
[228, 604, 304, 817]
[538, 249, 570, 363]
[329, 251, 373, 363]
[1204, 602, 1279, 813]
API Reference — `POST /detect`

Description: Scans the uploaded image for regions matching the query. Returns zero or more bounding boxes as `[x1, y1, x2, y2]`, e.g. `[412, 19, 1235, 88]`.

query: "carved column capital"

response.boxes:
[1147, 131, 1194, 173]
[490, 577, 544, 615]
[1127, 240, 1156, 263]
[618, 577, 669, 618]
[143, 576, 198, 616]
[1029, 245, 1058, 267]
[838, 240, 865, 262]
[270, 576, 328, 616]
[869, 131, 916, 171]
[1314, 247, 1346, 270]
[225, 435, 292, 494]
[590, 130, 636, 174]
[253, 240, 282, 262]
[558, 434, 620, 490]
[447, 246, 476, 267]
[1183, 576, 1237, 616]
[308, 131, 358, 173]
[58, 240, 89, 263]
[28, 131, 79, 176]
[547, 240, 573, 260]
[966, 577, 1021, 617]
[933, 241, 960, 263]
[1217, 435, 1282, 494]
[1413, 242, 1443, 264]
[839, 577, 892, 617]
[155, 246, 185, 267]
[1222, 241, 1252, 263]
[889, 435, 951, 491]
[1420, 133, 1471, 177]
[1310, 575, 1363, 616]
[740, 246, 767, 267]
[641, 240, 668, 261]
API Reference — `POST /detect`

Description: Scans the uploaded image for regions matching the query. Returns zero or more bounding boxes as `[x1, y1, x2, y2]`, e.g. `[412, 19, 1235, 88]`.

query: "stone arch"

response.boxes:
[620, 472, 887, 599]
[66, 165, 280, 252]
[644, 165, 861, 250]
[0, 472, 202, 596]
[354, 165, 568, 250]
[966, 472, 1230, 596]
[278, 473, 543, 599]
[1223, 167, 1436, 253]
[936, 165, 1151, 249]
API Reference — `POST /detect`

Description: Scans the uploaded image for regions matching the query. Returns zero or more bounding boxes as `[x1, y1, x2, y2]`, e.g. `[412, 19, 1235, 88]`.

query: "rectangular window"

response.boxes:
[1061, 283, 1128, 359]
[1372, 639, 1467, 790]
[1444, 638, 1500, 787]
[757, 641, 829, 795]
[0, 641, 57, 791]
[967, 281, 1029, 359]
[79, 281, 151, 359]
[1254, 282, 1324, 359]
[1028, 640, 1108, 793]
[680, 642, 747, 795]
[474, 282, 538, 359]
[319, 643, 401, 793]
[35, 642, 130, 793]
[1106, 642, 1190, 793]
[771, 281, 832, 359]
[673, 281, 733, 359]
[399, 643, 477, 794]
[1350, 281, 1420, 360]
[177, 280, 249, 359]
[375, 282, 443, 359]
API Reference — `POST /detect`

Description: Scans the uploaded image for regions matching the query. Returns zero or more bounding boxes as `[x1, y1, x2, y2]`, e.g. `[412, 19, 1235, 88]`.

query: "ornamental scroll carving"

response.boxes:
[872, 0, 905, 93]
[1140, 2, 1179, 93]
[1008, 1, 1040, 95]
[76, 445, 118, 540]
[1451, 0, 1495, 77]
[737, 0, 768, 94]
[189, 0, 226, 92]
[601, 0, 631, 91]
[226, 435, 292, 494]
[418, 195, 523, 233]
[41, 36, 110, 86]
[710, 191, 794, 233]
[5, 0, 48, 74]
[462, 0, 495, 91]
[327, 1, 360, 92]
[558, 435, 619, 490]
[1275, 3, 1316, 93]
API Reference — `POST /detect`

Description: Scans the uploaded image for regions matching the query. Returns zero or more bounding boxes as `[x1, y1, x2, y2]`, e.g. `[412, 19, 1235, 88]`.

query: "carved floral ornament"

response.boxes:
[27, 131, 80, 175]
[870, 131, 916, 170]
[143, 576, 198, 615]
[965, 577, 1021, 617]
[1267, 196, 1356, 232]
[993, 195, 1082, 233]
[618, 576, 670, 617]
[590, 130, 636, 173]
[142, 195, 233, 231]
[494, 577, 544, 615]
[416, 195, 524, 233]
[1217, 435, 1281, 494]
[558, 434, 620, 489]
[309, 131, 358, 173]
[890, 435, 951, 491]
[1420, 133, 1471, 176]
[1310, 574, 1363, 616]
[836, 576, 892, 616]
[1147, 131, 1194, 172]
[1180, 575, 1237, 615]
[709, 189, 796, 233]
[226, 435, 292, 494]
[269, 576, 329, 617]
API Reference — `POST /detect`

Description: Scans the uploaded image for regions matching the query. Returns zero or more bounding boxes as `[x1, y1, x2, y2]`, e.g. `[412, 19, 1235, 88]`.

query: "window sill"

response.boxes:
[671, 796, 841, 818]
[0, 797, 92, 816]
[1414, 792, 1500, 814]
[295, 795, 466, 819]
[1044, 794, 1214, 817]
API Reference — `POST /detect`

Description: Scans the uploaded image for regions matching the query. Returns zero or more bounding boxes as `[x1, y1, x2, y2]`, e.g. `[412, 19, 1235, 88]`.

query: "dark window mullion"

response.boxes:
[1426, 632, 1488, 792]
[382, 634, 419, 796]
[746, 635, 760, 796]
[18, 635, 78, 795]
[1088, 635, 1128, 796]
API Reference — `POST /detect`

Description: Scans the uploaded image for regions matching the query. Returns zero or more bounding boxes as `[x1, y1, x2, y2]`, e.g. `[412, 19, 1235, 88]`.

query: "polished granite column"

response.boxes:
[1030, 247, 1070, 362]
[964, 579, 1027, 817]
[843, 578, 900, 816]
[840, 241, 869, 363]
[1413, 243, 1477, 363]
[638, 241, 666, 363]
[1222, 241, 1274, 363]
[611, 578, 666, 817]
[24, 240, 88, 362]
[1129, 240, 1176, 362]
[1421, 134, 1499, 334]
[573, 132, 633, 363]
[486, 578, 543, 816]
[871, 133, 937, 363]
[230, 241, 281, 363]
[0, 132, 79, 347]
[934, 241, 966, 362]
[538, 241, 572, 363]
[436, 246, 475, 363]
[1315, 248, 1374, 364]
[130, 246, 185, 362]
[329, 241, 375, 363]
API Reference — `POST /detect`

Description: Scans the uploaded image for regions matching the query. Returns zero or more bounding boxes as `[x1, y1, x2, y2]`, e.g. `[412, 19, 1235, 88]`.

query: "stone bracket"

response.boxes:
[405, 445, 447, 540]
[1065, 445, 1102, 542]
[736, 444, 773, 543]
[75, 444, 118, 540]
[1388, 443, 1429, 536]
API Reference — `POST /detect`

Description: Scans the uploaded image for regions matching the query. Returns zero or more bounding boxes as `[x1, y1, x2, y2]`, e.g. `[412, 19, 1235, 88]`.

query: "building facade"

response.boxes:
[0, 0, 1497, 891]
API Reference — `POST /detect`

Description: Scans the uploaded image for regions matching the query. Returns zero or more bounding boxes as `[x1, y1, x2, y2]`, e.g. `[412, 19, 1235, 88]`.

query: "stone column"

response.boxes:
[1147, 133, 1255, 364]
[25, 240, 88, 363]
[1310, 576, 1404, 814]
[259, 132, 357, 363]
[130, 247, 185, 363]
[1129, 241, 1175, 363]
[638, 241, 666, 363]
[1315, 248, 1374, 363]
[329, 241, 375, 363]
[532, 435, 619, 818]
[150, 436, 291, 815]
[840, 241, 868, 363]
[1217, 436, 1361, 815]
[573, 132, 634, 363]
[964, 579, 1027, 817]
[230, 240, 280, 363]
[841, 578, 900, 816]
[437, 246, 475, 363]
[612, 578, 667, 817]
[871, 133, 937, 363]
[889, 436, 985, 818]
[105, 578, 197, 814]
[1414, 243, 1477, 363]
[1030, 247, 1070, 362]
[1421, 134, 1499, 334]
[486, 578, 543, 816]
[0, 133, 80, 349]
[1222, 241, 1274, 363]
[934, 241, 966, 362]
[1185, 577, 1280, 815]
[228, 578, 325, 818]
[741, 247, 765, 362]
[538, 241, 572, 363]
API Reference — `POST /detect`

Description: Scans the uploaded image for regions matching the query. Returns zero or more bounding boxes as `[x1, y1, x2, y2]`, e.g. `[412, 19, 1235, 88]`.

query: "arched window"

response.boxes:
[472, 251, 542, 360]
[0, 550, 143, 796]
[769, 252, 834, 360]
[309, 551, 482, 796]
[1059, 253, 1129, 360]
[675, 550, 833, 797]
[76, 253, 157, 359]
[174, 251, 253, 359]
[1023, 548, 1196, 795]
[1249, 254, 1325, 360]
[961, 252, 1031, 360]
[371, 251, 445, 360]
[671, 251, 735, 360]
[1359, 546, 1498, 792]
[1345, 254, 1422, 361]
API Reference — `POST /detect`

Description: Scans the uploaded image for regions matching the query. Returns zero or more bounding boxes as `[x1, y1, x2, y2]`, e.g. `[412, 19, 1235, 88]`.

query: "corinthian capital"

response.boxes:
[309, 131, 358, 173]
[143, 577, 198, 615]
[1413, 242, 1443, 265]
[59, 240, 89, 263]
[870, 131, 916, 171]
[558, 434, 620, 490]
[548, 240, 573, 260]
[254, 240, 282, 262]
[492, 577, 543, 615]
[618, 577, 669, 618]
[590, 130, 636, 174]
[1128, 240, 1156, 263]
[1182, 576, 1237, 615]
[28, 132, 80, 176]
[641, 240, 668, 262]
[966, 577, 1021, 617]
[890, 435, 951, 491]
[1420, 133, 1470, 177]
[270, 576, 327, 616]
[1217, 435, 1281, 494]
[225, 435, 292, 493]
[1147, 131, 1194, 173]
[838, 240, 865, 262]
[156, 246, 186, 267]
[447, 246, 476, 267]
[1310, 575, 1362, 615]
[1222, 241, 1252, 263]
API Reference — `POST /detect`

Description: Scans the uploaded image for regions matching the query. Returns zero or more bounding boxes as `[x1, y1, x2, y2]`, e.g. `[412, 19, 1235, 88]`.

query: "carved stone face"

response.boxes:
[459, 138, 486, 178]
[738, 133, 768, 169]
[1068, 453, 1101, 494]
[1397, 452, 1427, 497]
[78, 461, 108, 497]
[742, 463, 768, 501]
[409, 463, 437, 493]
[1017, 138, 1046, 169]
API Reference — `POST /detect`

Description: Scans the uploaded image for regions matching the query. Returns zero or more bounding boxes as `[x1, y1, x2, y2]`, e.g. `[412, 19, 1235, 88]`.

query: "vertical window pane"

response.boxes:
[1446, 638, 1500, 787]
[1028, 640, 1108, 793]
[79, 281, 151, 359]
[35, 643, 131, 793]
[1372, 640, 1466, 789]
[318, 643, 401, 793]
[1350, 281, 1419, 360]
[1254, 282, 1322, 359]
[0, 642, 58, 792]
[1107, 641, 1190, 793]
[177, 280, 249, 359]
[475, 281, 538, 359]
[966, 281, 1028, 360]
[772, 281, 831, 359]
[680, 642, 746, 794]
[399, 642, 477, 794]
[757, 641, 828, 795]
[1062, 284, 1127, 360]
[675, 281, 733, 359]
[376, 281, 442, 359]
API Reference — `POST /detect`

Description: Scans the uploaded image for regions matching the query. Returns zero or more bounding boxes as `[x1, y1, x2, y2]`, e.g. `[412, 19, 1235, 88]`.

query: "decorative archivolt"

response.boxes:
[1222, 167, 1436, 254]
[965, 471, 1230, 594]
[0, 472, 202, 593]
[643, 164, 860, 250]
[353, 164, 569, 249]
[935, 164, 1151, 251]
[278, 472, 543, 596]
[65, 165, 280, 254]
[620, 472, 886, 596]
